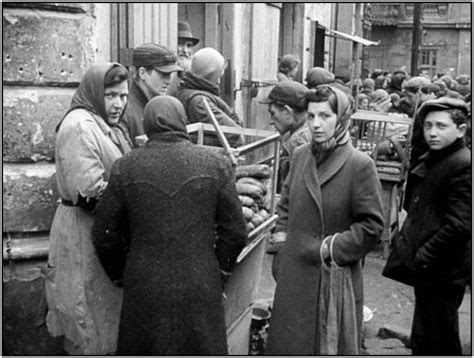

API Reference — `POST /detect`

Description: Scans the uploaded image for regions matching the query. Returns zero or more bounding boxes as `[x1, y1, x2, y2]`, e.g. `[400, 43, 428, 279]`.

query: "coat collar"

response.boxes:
[302, 141, 353, 228]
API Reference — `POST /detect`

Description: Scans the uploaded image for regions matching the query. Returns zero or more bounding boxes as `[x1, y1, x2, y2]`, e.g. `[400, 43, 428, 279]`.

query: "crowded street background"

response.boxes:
[3, 2, 471, 356]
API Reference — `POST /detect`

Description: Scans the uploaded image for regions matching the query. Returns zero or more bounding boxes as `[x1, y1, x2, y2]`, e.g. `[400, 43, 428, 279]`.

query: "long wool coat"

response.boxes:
[266, 141, 384, 355]
[92, 134, 247, 355]
[46, 109, 126, 354]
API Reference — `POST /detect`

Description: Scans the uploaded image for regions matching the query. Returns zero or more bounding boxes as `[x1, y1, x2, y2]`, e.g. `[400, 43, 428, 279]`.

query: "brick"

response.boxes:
[3, 87, 75, 162]
[3, 163, 59, 233]
[3, 8, 96, 84]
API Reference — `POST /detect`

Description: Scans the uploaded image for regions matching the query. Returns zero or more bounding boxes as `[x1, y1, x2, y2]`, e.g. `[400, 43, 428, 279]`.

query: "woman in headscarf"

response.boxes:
[266, 85, 384, 355]
[45, 63, 132, 355]
[92, 96, 247, 355]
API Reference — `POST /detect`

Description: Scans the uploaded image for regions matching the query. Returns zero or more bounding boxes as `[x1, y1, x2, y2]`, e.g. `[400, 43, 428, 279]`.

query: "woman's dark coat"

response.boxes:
[403, 139, 471, 287]
[266, 141, 384, 355]
[92, 134, 247, 355]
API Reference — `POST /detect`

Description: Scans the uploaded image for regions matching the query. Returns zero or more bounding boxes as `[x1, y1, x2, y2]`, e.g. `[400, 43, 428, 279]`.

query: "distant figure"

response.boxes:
[168, 21, 200, 96]
[277, 54, 300, 82]
[92, 95, 247, 355]
[122, 43, 181, 147]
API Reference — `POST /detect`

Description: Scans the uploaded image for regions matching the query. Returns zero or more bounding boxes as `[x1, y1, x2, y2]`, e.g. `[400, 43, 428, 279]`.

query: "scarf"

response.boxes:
[143, 95, 190, 142]
[311, 85, 352, 165]
[57, 62, 132, 154]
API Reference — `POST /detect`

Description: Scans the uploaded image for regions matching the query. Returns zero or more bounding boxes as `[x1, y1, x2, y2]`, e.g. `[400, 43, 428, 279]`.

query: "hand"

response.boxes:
[321, 240, 330, 260]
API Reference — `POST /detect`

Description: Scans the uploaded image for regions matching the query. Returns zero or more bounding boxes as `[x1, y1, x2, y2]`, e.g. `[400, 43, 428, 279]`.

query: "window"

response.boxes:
[420, 49, 437, 67]
[419, 48, 438, 78]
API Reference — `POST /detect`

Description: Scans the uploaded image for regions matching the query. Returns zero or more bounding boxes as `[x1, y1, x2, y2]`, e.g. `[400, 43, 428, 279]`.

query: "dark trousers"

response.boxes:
[411, 284, 465, 355]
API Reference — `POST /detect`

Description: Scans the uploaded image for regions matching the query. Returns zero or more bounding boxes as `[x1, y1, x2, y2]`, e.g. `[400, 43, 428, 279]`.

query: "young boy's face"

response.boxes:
[423, 110, 466, 150]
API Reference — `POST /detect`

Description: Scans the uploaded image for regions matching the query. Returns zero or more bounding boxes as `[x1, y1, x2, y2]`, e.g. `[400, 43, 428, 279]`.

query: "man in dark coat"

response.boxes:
[175, 47, 244, 147]
[122, 43, 182, 147]
[401, 97, 471, 355]
[92, 96, 247, 355]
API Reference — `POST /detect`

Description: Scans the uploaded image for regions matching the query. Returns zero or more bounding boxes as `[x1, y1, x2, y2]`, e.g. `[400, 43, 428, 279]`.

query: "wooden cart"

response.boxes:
[186, 122, 281, 354]
[349, 110, 413, 258]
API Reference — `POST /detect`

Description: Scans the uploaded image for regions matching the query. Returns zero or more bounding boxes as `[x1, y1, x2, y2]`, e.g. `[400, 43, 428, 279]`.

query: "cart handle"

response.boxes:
[202, 98, 239, 167]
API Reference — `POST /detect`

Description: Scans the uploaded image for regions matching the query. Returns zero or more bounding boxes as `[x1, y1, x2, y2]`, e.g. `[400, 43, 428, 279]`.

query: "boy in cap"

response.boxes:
[259, 81, 312, 252]
[122, 43, 181, 147]
[400, 97, 471, 355]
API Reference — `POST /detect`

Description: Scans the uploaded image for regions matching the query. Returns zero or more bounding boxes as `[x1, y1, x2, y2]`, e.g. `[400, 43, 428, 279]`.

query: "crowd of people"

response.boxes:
[43, 21, 471, 355]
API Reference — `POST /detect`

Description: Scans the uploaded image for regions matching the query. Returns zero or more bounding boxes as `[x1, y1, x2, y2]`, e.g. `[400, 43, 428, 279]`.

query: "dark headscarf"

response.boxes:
[307, 85, 352, 165]
[143, 95, 189, 141]
[57, 62, 132, 154]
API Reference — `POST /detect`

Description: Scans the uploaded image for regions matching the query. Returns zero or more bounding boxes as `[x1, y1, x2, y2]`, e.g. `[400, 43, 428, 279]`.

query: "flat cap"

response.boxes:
[417, 97, 468, 122]
[133, 43, 182, 73]
[403, 76, 430, 91]
[305, 67, 335, 88]
[260, 81, 308, 110]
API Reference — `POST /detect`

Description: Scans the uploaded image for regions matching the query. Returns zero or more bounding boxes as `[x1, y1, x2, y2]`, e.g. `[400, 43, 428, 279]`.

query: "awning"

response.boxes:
[326, 28, 380, 47]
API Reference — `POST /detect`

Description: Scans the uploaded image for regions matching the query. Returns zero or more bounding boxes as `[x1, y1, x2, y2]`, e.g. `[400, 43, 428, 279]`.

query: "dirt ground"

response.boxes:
[255, 246, 472, 355]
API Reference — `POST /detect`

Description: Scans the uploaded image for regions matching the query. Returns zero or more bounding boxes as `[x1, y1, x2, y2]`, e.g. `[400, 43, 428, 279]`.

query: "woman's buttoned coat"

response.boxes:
[266, 141, 384, 355]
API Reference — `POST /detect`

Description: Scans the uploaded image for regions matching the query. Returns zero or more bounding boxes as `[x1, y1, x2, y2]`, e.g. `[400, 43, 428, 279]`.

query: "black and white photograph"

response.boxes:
[2, 2, 472, 356]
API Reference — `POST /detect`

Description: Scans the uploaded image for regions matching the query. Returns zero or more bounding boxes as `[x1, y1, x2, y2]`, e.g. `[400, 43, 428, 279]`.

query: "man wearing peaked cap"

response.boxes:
[122, 43, 182, 147]
[259, 81, 312, 252]
[401, 95, 471, 355]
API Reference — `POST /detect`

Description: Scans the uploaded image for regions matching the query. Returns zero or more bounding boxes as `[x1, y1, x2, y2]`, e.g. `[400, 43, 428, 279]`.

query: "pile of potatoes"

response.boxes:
[235, 164, 272, 234]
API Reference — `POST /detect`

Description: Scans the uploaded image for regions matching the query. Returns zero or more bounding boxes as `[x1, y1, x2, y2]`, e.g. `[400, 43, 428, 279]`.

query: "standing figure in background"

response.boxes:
[259, 81, 312, 253]
[168, 21, 200, 96]
[266, 85, 384, 355]
[122, 43, 182, 147]
[45, 63, 132, 355]
[92, 96, 247, 355]
[176, 47, 244, 146]
[401, 98, 471, 355]
[277, 54, 300, 82]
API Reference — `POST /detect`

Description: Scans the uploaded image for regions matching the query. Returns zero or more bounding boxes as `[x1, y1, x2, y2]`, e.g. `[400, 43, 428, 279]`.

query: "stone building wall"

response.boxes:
[2, 3, 104, 354]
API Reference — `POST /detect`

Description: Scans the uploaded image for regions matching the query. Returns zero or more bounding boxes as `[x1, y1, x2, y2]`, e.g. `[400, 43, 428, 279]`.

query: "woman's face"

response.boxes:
[104, 80, 129, 125]
[307, 101, 338, 143]
[359, 98, 369, 110]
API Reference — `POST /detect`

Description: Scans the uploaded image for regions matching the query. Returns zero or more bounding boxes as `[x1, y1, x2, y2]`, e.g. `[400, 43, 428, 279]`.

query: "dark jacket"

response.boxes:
[402, 138, 471, 287]
[121, 79, 148, 148]
[92, 133, 247, 355]
[175, 72, 243, 147]
[266, 141, 384, 354]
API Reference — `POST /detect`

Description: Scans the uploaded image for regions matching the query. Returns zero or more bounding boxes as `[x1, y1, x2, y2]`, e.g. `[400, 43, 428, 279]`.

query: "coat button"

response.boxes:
[414, 196, 420, 204]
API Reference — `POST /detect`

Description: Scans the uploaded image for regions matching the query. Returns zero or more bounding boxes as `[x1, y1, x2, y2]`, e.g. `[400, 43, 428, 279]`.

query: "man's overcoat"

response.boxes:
[266, 141, 384, 355]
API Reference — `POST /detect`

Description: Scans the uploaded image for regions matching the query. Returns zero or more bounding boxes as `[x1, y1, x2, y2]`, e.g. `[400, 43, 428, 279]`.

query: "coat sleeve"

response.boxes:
[188, 95, 244, 146]
[414, 165, 471, 269]
[332, 156, 385, 265]
[214, 158, 248, 274]
[57, 117, 109, 203]
[92, 159, 130, 284]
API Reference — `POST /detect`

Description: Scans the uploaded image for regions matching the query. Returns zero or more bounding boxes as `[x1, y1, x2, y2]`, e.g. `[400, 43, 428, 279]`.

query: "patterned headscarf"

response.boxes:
[143, 95, 189, 141]
[306, 85, 353, 164]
